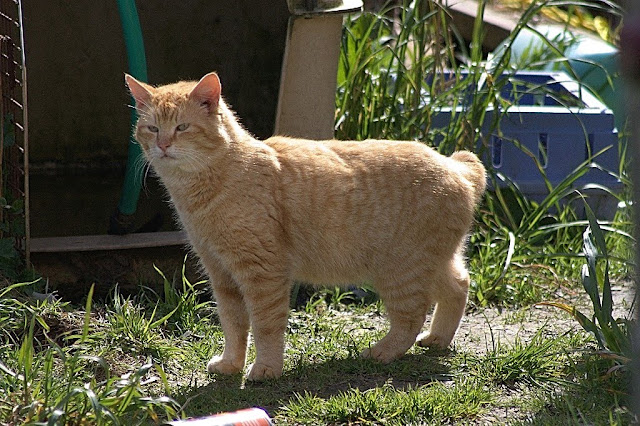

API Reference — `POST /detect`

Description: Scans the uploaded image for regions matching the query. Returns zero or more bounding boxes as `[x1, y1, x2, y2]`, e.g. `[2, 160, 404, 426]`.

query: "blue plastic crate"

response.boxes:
[430, 71, 621, 217]
[501, 25, 624, 129]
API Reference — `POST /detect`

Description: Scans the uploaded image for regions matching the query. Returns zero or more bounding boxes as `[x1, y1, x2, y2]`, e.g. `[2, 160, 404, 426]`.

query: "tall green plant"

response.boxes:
[469, 137, 622, 305]
[541, 201, 633, 363]
[152, 259, 212, 334]
[337, 0, 623, 145]
[336, 0, 462, 147]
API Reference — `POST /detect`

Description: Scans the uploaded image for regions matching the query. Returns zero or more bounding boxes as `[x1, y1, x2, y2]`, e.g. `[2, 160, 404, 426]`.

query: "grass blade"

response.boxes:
[81, 283, 95, 344]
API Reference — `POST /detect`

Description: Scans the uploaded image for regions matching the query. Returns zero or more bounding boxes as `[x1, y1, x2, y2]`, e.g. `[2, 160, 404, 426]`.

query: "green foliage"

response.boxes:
[0, 282, 181, 425]
[542, 201, 633, 362]
[106, 289, 180, 361]
[477, 330, 569, 387]
[336, 0, 490, 152]
[151, 259, 213, 335]
[335, 0, 606, 150]
[468, 148, 624, 307]
[0, 269, 634, 424]
[0, 280, 59, 345]
[1, 344, 180, 425]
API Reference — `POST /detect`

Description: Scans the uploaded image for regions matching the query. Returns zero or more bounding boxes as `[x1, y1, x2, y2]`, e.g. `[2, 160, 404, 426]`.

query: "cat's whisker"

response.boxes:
[140, 162, 153, 195]
[170, 147, 202, 170]
[182, 149, 204, 168]
[133, 97, 153, 109]
[133, 154, 153, 194]
[133, 149, 148, 167]
[138, 112, 154, 122]
[145, 161, 154, 181]
[126, 103, 155, 122]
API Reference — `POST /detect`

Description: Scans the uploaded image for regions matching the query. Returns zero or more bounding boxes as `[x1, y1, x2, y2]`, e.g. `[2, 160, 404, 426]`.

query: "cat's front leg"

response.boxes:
[207, 273, 250, 376]
[241, 275, 291, 381]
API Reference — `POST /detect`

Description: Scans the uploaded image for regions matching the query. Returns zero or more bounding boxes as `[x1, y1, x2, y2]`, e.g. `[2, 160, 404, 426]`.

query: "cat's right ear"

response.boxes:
[125, 74, 153, 108]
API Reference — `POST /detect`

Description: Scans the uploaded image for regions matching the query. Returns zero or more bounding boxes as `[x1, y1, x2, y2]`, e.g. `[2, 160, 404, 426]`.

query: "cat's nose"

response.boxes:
[157, 137, 172, 152]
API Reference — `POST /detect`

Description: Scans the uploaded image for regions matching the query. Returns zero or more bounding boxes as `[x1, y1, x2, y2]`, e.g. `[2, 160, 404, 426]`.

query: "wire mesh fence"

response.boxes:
[0, 0, 28, 267]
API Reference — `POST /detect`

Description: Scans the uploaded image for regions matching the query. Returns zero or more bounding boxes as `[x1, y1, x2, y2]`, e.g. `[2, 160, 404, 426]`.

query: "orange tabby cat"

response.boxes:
[125, 72, 486, 381]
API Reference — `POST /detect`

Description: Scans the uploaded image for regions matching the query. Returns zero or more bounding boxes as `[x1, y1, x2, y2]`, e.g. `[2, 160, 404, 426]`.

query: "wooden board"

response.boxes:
[30, 231, 189, 253]
[274, 14, 344, 140]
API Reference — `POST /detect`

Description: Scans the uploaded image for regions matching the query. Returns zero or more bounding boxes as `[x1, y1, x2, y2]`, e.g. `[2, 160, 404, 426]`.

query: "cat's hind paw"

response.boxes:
[360, 345, 403, 364]
[246, 362, 282, 381]
[207, 356, 244, 375]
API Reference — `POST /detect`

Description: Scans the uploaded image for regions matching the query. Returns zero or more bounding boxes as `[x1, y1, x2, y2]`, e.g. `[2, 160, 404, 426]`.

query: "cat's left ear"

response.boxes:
[189, 72, 221, 113]
[125, 74, 153, 108]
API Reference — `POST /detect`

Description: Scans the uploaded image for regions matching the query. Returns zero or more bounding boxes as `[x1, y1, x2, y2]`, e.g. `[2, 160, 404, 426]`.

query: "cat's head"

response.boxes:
[125, 72, 226, 172]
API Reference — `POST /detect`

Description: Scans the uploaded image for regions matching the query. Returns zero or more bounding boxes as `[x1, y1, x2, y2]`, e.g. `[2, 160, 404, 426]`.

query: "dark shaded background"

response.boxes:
[24, 1, 289, 166]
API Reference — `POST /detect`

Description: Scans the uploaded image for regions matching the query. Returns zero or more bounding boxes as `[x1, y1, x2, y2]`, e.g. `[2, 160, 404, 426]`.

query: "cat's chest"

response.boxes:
[172, 200, 227, 259]
[168, 183, 268, 252]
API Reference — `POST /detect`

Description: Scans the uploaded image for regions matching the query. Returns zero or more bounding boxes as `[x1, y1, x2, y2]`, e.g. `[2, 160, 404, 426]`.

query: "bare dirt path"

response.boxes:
[457, 280, 635, 357]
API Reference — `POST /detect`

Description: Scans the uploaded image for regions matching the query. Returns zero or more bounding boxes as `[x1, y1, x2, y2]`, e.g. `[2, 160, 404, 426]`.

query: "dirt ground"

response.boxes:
[456, 280, 635, 357]
[447, 279, 635, 423]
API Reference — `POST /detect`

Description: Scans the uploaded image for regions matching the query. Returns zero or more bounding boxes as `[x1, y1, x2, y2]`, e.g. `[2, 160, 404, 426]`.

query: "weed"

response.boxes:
[479, 330, 570, 387]
[106, 289, 180, 361]
[0, 271, 633, 424]
[542, 201, 634, 363]
[148, 259, 214, 335]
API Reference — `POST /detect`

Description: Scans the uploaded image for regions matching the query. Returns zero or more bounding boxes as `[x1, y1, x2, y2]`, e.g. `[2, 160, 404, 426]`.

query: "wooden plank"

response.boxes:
[30, 231, 189, 253]
[274, 14, 344, 140]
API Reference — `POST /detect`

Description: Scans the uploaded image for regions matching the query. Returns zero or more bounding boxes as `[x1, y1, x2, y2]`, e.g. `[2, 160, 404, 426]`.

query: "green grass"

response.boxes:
[0, 276, 634, 424]
[0, 283, 181, 424]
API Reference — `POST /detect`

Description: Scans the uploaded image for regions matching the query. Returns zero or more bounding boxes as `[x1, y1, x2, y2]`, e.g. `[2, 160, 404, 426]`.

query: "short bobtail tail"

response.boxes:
[451, 150, 487, 205]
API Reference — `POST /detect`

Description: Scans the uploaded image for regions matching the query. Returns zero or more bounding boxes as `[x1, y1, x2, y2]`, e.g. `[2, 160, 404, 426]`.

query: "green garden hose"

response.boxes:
[110, 0, 148, 234]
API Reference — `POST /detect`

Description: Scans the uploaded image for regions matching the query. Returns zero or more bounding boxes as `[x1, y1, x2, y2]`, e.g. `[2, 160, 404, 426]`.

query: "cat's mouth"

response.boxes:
[155, 150, 176, 160]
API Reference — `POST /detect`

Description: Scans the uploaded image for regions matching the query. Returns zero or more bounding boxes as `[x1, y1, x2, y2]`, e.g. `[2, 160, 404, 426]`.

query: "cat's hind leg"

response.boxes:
[361, 269, 432, 363]
[207, 269, 250, 376]
[416, 252, 469, 349]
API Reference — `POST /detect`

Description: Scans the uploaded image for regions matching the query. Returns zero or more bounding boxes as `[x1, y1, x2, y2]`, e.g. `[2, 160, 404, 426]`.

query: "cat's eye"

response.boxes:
[147, 125, 159, 133]
[176, 123, 190, 132]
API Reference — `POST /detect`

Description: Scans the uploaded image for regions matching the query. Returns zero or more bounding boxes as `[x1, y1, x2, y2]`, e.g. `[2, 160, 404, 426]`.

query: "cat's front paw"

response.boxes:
[246, 362, 282, 381]
[416, 332, 452, 349]
[207, 356, 244, 375]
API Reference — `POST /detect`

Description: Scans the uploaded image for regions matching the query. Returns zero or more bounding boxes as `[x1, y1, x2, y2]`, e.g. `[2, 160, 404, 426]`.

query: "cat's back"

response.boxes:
[265, 136, 448, 176]
[266, 135, 432, 156]
[263, 135, 478, 229]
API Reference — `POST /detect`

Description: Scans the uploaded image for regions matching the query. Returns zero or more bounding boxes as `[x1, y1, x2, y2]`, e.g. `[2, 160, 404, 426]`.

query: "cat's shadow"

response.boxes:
[177, 349, 453, 418]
